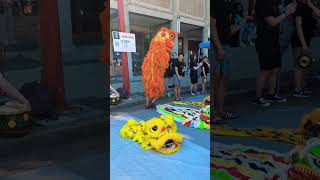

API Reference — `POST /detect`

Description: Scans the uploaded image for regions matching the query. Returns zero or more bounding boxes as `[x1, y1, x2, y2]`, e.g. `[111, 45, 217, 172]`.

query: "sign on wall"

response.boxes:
[112, 31, 136, 52]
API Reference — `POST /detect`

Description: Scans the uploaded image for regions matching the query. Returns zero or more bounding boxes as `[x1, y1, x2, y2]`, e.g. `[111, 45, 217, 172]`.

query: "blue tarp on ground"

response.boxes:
[110, 116, 210, 180]
[110, 95, 210, 180]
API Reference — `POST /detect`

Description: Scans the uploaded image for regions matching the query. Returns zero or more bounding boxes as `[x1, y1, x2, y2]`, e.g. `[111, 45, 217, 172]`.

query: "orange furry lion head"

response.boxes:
[153, 27, 177, 52]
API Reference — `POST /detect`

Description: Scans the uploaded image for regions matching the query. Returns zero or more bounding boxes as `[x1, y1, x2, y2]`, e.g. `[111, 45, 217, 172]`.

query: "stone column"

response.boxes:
[183, 35, 189, 62]
[202, 26, 209, 56]
[170, 0, 179, 54]
[58, 0, 74, 53]
[202, 0, 210, 57]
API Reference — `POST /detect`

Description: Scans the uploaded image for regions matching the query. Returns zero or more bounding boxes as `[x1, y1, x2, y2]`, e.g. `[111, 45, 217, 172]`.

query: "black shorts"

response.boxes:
[164, 68, 173, 77]
[190, 74, 198, 84]
[257, 49, 281, 70]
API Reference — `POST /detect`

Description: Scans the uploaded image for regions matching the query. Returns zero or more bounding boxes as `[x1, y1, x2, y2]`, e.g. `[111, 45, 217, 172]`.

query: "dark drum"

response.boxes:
[0, 102, 32, 137]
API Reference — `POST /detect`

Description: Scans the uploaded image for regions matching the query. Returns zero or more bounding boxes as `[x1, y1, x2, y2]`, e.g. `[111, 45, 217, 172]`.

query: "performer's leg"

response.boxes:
[151, 96, 159, 105]
[145, 96, 151, 108]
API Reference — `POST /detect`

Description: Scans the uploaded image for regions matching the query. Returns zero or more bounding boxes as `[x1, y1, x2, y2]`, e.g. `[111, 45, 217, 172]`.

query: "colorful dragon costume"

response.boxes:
[120, 115, 183, 154]
[141, 27, 176, 99]
[157, 96, 211, 129]
[212, 108, 320, 179]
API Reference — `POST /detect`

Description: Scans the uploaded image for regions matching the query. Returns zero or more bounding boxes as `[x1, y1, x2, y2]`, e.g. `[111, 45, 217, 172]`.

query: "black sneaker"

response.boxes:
[293, 90, 311, 98]
[265, 94, 287, 103]
[303, 87, 312, 95]
[252, 97, 271, 107]
[189, 92, 195, 96]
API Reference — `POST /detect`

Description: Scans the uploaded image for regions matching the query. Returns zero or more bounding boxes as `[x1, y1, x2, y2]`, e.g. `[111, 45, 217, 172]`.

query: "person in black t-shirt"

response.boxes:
[189, 54, 202, 95]
[165, 52, 177, 88]
[172, 53, 184, 101]
[211, 0, 238, 120]
[252, 0, 296, 107]
[291, 0, 320, 97]
[201, 56, 210, 93]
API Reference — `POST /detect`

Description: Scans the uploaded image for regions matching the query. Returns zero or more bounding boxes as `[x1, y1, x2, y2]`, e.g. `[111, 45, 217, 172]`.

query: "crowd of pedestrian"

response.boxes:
[164, 52, 211, 101]
[211, 0, 320, 123]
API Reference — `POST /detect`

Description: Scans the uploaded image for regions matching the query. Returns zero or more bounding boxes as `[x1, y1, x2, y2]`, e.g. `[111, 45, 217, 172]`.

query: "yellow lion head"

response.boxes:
[300, 108, 320, 140]
[120, 115, 183, 154]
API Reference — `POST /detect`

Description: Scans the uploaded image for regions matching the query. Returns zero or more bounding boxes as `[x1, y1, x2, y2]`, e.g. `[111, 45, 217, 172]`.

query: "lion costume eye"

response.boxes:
[151, 126, 158, 132]
[169, 33, 174, 40]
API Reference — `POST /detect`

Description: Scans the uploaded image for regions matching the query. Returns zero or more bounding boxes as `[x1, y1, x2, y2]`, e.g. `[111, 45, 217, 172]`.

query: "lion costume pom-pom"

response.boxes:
[141, 27, 177, 98]
[120, 115, 183, 154]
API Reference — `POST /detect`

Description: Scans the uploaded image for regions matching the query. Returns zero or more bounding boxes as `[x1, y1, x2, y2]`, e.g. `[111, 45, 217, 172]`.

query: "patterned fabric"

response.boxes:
[157, 104, 210, 129]
[212, 139, 320, 179]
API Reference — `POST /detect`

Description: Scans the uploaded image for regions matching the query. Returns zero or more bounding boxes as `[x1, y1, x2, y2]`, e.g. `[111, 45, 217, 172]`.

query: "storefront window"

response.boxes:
[2, 0, 39, 16]
[71, 0, 104, 44]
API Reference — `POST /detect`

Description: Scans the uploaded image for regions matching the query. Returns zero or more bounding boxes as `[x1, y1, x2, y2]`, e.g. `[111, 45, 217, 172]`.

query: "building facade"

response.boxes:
[110, 0, 210, 80]
[1, 0, 104, 50]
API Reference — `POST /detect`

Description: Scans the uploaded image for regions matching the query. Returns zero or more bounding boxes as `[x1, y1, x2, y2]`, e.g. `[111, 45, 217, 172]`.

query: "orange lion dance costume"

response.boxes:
[141, 27, 176, 108]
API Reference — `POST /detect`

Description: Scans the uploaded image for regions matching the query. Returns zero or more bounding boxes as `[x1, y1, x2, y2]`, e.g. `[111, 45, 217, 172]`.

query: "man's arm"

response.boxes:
[295, 16, 308, 48]
[211, 17, 225, 59]
[308, 0, 320, 17]
[0, 73, 30, 106]
[264, 1, 297, 27]
[175, 67, 180, 79]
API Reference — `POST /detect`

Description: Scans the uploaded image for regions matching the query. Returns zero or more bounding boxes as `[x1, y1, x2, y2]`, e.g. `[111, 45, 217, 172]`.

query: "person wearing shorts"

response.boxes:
[201, 56, 210, 93]
[189, 54, 202, 95]
[172, 53, 184, 101]
[211, 0, 237, 121]
[291, 0, 320, 97]
[253, 0, 296, 106]
[165, 52, 177, 88]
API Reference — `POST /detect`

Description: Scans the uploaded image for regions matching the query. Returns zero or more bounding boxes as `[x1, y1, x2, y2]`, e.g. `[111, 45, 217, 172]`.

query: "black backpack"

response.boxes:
[20, 81, 56, 119]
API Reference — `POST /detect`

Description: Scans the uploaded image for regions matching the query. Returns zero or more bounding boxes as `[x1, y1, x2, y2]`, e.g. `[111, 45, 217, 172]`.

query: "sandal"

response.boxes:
[222, 112, 238, 120]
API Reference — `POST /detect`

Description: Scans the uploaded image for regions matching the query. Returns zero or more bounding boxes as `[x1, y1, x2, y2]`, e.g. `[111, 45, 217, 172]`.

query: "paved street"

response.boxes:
[0, 120, 107, 180]
[213, 84, 320, 154]
[110, 93, 210, 180]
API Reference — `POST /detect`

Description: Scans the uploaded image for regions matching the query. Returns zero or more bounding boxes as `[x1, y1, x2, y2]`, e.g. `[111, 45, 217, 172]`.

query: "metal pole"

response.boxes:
[39, 0, 65, 111]
[117, 0, 131, 97]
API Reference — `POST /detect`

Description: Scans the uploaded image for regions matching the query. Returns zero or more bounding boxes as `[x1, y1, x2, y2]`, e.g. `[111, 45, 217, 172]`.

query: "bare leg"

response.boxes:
[217, 75, 228, 116]
[174, 85, 178, 99]
[268, 68, 280, 95]
[293, 47, 304, 91]
[178, 86, 181, 98]
[213, 73, 221, 116]
[151, 96, 159, 104]
[256, 70, 271, 98]
[190, 84, 193, 93]
[145, 96, 151, 107]
[202, 77, 206, 92]
[0, 73, 29, 106]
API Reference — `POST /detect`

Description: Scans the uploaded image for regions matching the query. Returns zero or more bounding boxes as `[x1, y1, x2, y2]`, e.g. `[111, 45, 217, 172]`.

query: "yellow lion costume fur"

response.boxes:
[141, 27, 176, 99]
[120, 115, 183, 154]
